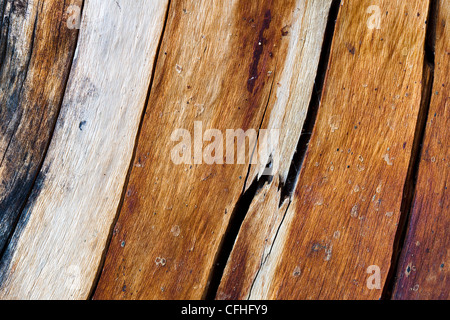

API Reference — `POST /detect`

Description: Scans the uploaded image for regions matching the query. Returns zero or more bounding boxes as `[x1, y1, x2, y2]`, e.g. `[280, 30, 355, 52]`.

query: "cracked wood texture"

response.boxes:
[0, 0, 447, 301]
[0, 0, 81, 253]
[0, 0, 168, 299]
[217, 0, 334, 300]
[218, 0, 431, 300]
[393, 0, 449, 300]
[94, 0, 331, 300]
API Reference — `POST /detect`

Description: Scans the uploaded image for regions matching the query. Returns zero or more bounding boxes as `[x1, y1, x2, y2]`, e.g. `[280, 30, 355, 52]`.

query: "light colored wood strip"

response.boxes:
[0, 0, 81, 252]
[224, 0, 430, 300]
[393, 0, 449, 300]
[94, 0, 327, 300]
[244, 0, 333, 188]
[0, 0, 168, 299]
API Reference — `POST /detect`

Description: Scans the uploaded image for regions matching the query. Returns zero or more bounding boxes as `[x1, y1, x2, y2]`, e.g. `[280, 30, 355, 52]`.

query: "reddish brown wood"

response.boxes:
[393, 0, 449, 300]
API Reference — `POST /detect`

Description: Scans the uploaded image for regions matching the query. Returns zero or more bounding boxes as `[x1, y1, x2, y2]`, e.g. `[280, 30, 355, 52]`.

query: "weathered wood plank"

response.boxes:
[393, 0, 449, 300]
[216, 0, 334, 300]
[243, 0, 333, 189]
[0, 0, 168, 299]
[0, 0, 82, 253]
[219, 0, 431, 300]
[94, 0, 330, 300]
[216, 174, 291, 300]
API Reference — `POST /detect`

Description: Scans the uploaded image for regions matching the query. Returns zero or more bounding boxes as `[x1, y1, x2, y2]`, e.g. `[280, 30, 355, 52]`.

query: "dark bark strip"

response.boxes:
[0, 0, 82, 255]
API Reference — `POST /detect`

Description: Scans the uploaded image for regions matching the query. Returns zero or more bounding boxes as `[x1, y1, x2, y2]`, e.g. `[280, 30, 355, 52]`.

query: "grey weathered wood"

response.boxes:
[0, 0, 169, 299]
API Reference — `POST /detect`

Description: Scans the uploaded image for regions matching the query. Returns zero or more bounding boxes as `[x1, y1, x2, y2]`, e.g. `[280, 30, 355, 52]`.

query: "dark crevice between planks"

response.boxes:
[279, 0, 341, 207]
[204, 0, 341, 300]
[0, 1, 85, 266]
[205, 167, 274, 300]
[88, 0, 172, 300]
[205, 62, 277, 301]
[381, 0, 437, 300]
[243, 64, 277, 192]
[246, 0, 340, 296]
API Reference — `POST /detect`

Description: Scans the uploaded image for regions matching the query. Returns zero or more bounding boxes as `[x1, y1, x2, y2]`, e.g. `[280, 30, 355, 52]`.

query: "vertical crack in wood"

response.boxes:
[87, 0, 172, 299]
[205, 0, 341, 300]
[247, 200, 291, 299]
[205, 73, 276, 300]
[278, 0, 340, 207]
[382, 0, 437, 299]
[246, 0, 339, 290]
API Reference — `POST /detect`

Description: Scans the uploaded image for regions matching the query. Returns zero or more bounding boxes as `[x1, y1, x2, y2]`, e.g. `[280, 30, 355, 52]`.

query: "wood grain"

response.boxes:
[393, 0, 449, 300]
[216, 0, 333, 300]
[243, 0, 333, 188]
[219, 0, 431, 300]
[94, 0, 330, 300]
[0, 0, 82, 253]
[0, 0, 168, 299]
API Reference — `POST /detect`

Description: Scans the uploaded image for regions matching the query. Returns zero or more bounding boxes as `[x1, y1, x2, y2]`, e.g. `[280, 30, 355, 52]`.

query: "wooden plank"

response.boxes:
[216, 0, 334, 300]
[94, 0, 331, 300]
[0, 0, 81, 253]
[216, 175, 291, 300]
[243, 0, 333, 189]
[0, 0, 169, 299]
[218, 0, 431, 300]
[393, 0, 449, 300]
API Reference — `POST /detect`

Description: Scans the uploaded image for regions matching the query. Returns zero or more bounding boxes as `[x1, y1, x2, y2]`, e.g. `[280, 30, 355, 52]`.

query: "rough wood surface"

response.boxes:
[244, 0, 333, 188]
[0, 0, 446, 301]
[94, 0, 331, 300]
[393, 0, 449, 300]
[0, 0, 81, 253]
[0, 0, 168, 299]
[216, 0, 333, 300]
[218, 0, 431, 300]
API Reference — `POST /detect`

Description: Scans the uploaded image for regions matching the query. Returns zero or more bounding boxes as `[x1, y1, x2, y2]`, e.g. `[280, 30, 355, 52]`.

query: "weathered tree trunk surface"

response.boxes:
[94, 0, 332, 300]
[218, 0, 431, 300]
[393, 0, 449, 300]
[0, 0, 81, 253]
[0, 0, 168, 299]
[0, 0, 446, 301]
